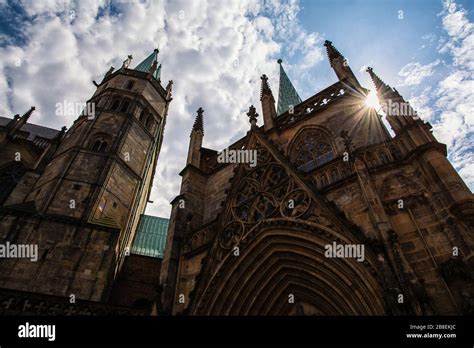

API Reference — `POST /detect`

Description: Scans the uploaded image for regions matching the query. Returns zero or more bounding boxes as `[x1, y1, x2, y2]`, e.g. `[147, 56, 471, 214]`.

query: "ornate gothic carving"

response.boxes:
[281, 189, 311, 218]
[219, 221, 244, 250]
[232, 155, 289, 224]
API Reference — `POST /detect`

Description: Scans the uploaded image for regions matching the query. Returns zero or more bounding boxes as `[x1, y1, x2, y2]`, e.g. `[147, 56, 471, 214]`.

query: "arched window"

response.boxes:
[331, 169, 339, 183]
[145, 115, 153, 130]
[320, 174, 328, 187]
[110, 98, 121, 111]
[139, 109, 148, 122]
[125, 80, 135, 90]
[91, 134, 110, 153]
[120, 100, 130, 113]
[290, 128, 335, 172]
[98, 141, 108, 152]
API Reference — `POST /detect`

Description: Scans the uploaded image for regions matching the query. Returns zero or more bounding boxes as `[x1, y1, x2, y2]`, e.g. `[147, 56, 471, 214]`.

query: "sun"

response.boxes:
[365, 90, 380, 108]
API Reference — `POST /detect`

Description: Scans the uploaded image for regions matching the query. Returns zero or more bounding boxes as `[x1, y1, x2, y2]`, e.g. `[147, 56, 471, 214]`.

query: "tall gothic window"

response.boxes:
[290, 128, 335, 172]
[145, 115, 154, 130]
[139, 108, 147, 122]
[110, 98, 121, 111]
[90, 134, 110, 153]
[120, 99, 131, 113]
[125, 80, 135, 90]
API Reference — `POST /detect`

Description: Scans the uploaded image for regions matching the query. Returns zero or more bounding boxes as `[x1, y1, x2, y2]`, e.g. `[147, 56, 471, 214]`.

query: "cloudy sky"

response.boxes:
[0, 0, 472, 218]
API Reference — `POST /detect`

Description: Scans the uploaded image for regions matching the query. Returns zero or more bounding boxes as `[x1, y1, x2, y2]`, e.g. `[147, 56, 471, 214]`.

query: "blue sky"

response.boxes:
[0, 0, 472, 218]
[290, 0, 473, 95]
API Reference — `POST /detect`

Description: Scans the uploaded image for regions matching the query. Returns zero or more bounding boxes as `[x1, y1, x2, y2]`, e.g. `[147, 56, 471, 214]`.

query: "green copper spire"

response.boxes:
[134, 48, 161, 80]
[277, 59, 302, 115]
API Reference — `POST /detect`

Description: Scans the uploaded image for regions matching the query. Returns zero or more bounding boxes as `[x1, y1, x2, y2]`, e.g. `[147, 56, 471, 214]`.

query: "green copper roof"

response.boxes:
[131, 215, 169, 258]
[134, 49, 161, 80]
[277, 59, 302, 115]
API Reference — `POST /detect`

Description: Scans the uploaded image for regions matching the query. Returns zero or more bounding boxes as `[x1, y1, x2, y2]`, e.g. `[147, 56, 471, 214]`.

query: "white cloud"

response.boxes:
[0, 0, 322, 218]
[397, 59, 440, 86]
[440, 0, 473, 39]
[408, 86, 435, 121]
[432, 0, 473, 189]
[256, 0, 325, 72]
[394, 1, 472, 190]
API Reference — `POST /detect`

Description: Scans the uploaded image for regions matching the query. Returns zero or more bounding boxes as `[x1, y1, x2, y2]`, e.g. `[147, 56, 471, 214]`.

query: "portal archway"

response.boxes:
[191, 220, 386, 315]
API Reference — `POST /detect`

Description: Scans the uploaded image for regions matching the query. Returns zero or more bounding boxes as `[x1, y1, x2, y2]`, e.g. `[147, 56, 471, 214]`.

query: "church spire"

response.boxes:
[365, 66, 418, 133]
[187, 107, 204, 167]
[260, 74, 277, 131]
[324, 40, 344, 62]
[324, 40, 360, 87]
[260, 74, 274, 101]
[277, 59, 302, 115]
[192, 107, 204, 134]
[366, 67, 390, 94]
[134, 48, 161, 80]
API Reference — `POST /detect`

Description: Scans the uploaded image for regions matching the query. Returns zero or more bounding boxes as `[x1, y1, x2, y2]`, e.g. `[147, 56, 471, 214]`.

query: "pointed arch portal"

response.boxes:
[191, 220, 386, 315]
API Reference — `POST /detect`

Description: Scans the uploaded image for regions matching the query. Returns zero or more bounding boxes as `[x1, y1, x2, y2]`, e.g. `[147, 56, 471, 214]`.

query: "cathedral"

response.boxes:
[0, 40, 472, 317]
[159, 40, 474, 315]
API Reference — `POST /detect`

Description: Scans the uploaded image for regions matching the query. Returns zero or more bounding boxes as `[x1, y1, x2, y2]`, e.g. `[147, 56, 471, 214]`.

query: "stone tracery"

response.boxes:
[290, 128, 335, 171]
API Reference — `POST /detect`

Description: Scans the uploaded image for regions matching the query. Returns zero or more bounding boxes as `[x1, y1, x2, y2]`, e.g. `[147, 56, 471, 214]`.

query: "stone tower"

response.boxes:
[0, 49, 173, 302]
[160, 40, 473, 315]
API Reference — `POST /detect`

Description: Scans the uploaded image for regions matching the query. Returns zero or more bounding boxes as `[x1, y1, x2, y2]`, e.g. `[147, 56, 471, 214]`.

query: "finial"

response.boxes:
[53, 126, 67, 142]
[197, 107, 204, 117]
[6, 107, 35, 133]
[22, 106, 35, 121]
[107, 66, 114, 74]
[366, 66, 388, 91]
[165, 80, 173, 100]
[324, 40, 344, 64]
[277, 59, 283, 65]
[246, 105, 258, 127]
[192, 107, 204, 134]
[260, 74, 274, 101]
[122, 55, 133, 69]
